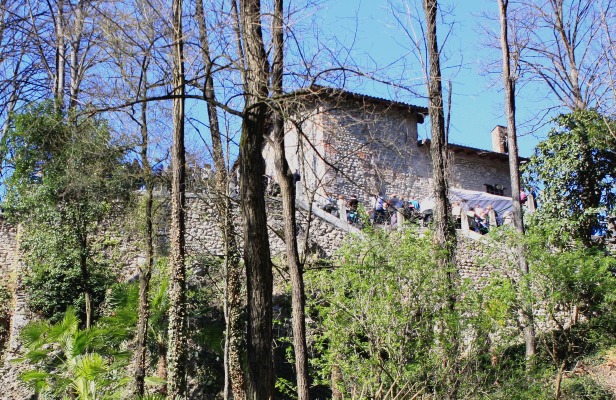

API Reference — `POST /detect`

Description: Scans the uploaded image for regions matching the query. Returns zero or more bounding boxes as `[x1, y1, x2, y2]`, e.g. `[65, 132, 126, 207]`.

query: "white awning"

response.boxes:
[421, 188, 513, 215]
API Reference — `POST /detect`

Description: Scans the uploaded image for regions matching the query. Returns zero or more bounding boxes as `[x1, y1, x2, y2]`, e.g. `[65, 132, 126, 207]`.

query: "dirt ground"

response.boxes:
[571, 347, 616, 398]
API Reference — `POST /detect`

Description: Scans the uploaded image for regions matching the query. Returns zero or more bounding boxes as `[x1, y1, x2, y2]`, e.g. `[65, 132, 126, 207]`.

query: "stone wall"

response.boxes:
[450, 152, 512, 197]
[0, 189, 612, 399]
[0, 219, 18, 287]
[183, 193, 354, 264]
[0, 220, 33, 400]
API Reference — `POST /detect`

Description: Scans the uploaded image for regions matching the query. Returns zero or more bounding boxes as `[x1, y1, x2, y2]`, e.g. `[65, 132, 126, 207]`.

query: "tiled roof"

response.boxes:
[308, 85, 429, 121]
[418, 139, 529, 162]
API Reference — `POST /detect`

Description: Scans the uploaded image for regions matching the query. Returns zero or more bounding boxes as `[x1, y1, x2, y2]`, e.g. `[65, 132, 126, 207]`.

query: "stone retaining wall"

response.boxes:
[0, 192, 611, 399]
[0, 219, 18, 288]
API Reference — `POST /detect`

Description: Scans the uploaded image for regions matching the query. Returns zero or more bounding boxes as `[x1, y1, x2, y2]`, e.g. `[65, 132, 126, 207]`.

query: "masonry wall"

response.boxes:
[0, 219, 18, 287]
[450, 152, 512, 197]
[184, 194, 349, 262]
[0, 191, 613, 399]
[319, 100, 432, 203]
[263, 102, 332, 203]
[264, 99, 434, 205]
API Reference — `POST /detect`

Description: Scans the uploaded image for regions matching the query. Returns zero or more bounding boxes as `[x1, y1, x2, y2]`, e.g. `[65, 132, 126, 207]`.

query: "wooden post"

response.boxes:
[461, 203, 470, 232]
[488, 209, 498, 228]
[526, 193, 536, 213]
[397, 208, 405, 230]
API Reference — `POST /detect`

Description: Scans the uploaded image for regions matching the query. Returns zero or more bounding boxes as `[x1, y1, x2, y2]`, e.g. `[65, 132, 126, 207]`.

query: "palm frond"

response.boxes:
[19, 320, 51, 349]
[19, 370, 50, 393]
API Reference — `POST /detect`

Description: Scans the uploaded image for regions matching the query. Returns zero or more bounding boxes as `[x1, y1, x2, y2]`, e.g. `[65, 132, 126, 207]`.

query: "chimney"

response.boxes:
[491, 125, 508, 154]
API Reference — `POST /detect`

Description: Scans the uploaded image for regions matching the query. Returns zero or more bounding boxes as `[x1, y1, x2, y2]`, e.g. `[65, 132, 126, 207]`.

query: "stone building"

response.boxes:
[264, 87, 514, 207]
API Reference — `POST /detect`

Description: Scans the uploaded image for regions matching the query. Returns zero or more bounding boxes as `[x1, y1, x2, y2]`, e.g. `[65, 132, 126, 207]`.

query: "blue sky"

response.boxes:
[317, 0, 552, 157]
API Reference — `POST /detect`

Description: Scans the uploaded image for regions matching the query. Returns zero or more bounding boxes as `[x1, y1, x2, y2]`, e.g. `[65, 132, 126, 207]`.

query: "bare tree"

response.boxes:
[517, 0, 615, 112]
[194, 0, 245, 398]
[497, 0, 536, 363]
[97, 0, 172, 393]
[0, 0, 31, 141]
[422, 0, 455, 269]
[270, 0, 310, 398]
[237, 0, 274, 397]
[512, 0, 616, 243]
[29, 0, 100, 112]
[423, 1, 459, 398]
[134, 79, 156, 397]
[49, 0, 67, 108]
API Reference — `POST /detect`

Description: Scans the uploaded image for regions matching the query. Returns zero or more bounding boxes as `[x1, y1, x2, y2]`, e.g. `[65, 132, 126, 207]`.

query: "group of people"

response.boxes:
[452, 201, 502, 234]
[369, 193, 422, 226]
[323, 191, 533, 233]
[323, 192, 423, 226]
[336, 194, 361, 224]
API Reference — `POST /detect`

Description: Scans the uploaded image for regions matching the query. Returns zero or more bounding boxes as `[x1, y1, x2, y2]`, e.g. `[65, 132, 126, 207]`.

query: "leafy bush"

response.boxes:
[0, 283, 12, 355]
[480, 223, 616, 398]
[21, 228, 113, 324]
[307, 227, 479, 399]
[561, 376, 613, 400]
[2, 102, 133, 328]
[523, 110, 616, 243]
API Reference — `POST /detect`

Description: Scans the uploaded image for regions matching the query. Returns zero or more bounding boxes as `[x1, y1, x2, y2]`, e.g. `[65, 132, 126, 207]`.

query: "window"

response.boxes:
[485, 184, 505, 196]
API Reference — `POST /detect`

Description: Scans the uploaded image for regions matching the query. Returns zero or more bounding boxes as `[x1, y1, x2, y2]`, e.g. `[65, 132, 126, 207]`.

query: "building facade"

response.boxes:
[264, 88, 514, 207]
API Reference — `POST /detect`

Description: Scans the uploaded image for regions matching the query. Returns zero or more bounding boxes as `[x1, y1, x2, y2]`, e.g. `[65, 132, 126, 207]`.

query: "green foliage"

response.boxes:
[560, 375, 613, 400]
[1, 102, 134, 325]
[524, 109, 616, 242]
[2, 102, 132, 222]
[275, 377, 298, 399]
[473, 364, 554, 400]
[480, 223, 616, 398]
[309, 223, 616, 399]
[526, 225, 616, 323]
[21, 234, 112, 323]
[18, 307, 132, 399]
[144, 259, 170, 358]
[137, 394, 166, 400]
[307, 227, 473, 398]
[98, 283, 140, 340]
[183, 255, 227, 394]
[0, 283, 11, 355]
[15, 280, 185, 399]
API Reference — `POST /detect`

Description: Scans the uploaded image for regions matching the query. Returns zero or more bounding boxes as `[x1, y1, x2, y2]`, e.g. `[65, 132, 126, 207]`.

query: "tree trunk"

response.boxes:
[157, 340, 168, 396]
[78, 231, 91, 329]
[498, 0, 536, 361]
[54, 0, 66, 110]
[134, 94, 154, 397]
[224, 258, 245, 400]
[270, 0, 310, 398]
[239, 0, 274, 397]
[166, 0, 187, 397]
[68, 0, 84, 112]
[134, 188, 153, 396]
[423, 1, 458, 398]
[331, 362, 343, 400]
[423, 0, 455, 265]
[194, 1, 245, 398]
[551, 0, 585, 110]
[555, 360, 566, 399]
